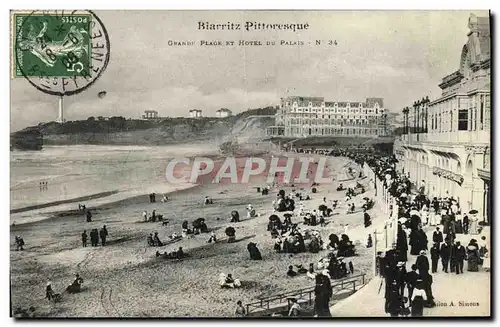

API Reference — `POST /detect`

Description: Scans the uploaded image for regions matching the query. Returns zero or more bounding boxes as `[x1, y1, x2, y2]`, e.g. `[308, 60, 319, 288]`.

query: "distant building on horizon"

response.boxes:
[266, 96, 388, 137]
[189, 109, 203, 118]
[142, 110, 159, 120]
[216, 108, 232, 118]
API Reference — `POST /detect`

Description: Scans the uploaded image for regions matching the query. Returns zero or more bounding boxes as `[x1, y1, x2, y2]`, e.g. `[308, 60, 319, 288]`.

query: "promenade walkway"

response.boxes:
[331, 226, 491, 317]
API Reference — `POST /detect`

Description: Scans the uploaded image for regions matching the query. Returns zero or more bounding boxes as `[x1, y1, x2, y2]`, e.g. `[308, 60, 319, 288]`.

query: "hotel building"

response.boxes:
[394, 14, 490, 222]
[266, 96, 388, 137]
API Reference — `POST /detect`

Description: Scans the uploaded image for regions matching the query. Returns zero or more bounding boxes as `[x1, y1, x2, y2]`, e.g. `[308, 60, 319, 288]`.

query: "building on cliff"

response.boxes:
[266, 96, 388, 137]
[189, 109, 203, 118]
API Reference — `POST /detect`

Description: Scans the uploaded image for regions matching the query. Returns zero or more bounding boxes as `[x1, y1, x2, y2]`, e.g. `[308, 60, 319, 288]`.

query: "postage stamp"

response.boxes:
[14, 11, 92, 77]
[12, 10, 110, 96]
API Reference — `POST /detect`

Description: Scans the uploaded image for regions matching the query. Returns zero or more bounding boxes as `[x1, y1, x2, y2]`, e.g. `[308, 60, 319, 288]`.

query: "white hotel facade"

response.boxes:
[394, 14, 490, 223]
[267, 96, 388, 137]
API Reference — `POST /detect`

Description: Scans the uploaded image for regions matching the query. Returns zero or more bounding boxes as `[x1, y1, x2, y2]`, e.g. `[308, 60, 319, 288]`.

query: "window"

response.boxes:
[480, 94, 484, 130]
[458, 109, 468, 131]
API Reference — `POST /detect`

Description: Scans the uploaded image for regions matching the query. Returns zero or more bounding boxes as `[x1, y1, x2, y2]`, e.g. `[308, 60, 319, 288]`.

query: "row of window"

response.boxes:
[428, 94, 490, 132]
[286, 119, 382, 126]
[286, 127, 384, 136]
[281, 114, 383, 120]
[285, 102, 380, 109]
[283, 107, 382, 114]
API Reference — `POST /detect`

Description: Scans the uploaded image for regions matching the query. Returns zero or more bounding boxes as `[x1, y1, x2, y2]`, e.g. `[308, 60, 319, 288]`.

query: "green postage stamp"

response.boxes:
[13, 11, 92, 78]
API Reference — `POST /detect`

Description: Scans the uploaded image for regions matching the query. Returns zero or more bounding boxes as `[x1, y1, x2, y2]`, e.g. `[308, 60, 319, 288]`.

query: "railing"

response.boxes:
[401, 130, 489, 144]
[245, 273, 366, 315]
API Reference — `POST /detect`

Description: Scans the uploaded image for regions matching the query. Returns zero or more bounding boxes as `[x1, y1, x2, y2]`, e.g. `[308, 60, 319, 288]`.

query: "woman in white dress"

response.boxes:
[428, 209, 436, 226]
[470, 214, 479, 235]
[420, 207, 428, 226]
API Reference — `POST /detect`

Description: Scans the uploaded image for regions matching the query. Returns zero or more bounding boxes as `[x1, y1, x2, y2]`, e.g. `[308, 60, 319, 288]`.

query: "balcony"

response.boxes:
[401, 130, 490, 144]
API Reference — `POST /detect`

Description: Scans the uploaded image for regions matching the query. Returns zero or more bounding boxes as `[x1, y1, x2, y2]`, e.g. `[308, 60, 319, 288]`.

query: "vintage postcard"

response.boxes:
[10, 10, 491, 318]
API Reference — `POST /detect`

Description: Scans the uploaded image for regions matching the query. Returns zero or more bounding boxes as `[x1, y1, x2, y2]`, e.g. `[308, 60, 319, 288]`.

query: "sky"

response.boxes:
[10, 10, 489, 131]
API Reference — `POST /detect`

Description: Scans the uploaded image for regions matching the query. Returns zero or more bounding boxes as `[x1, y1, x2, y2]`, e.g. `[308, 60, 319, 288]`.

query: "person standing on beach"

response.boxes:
[143, 210, 148, 221]
[86, 210, 92, 223]
[99, 228, 107, 246]
[81, 231, 88, 247]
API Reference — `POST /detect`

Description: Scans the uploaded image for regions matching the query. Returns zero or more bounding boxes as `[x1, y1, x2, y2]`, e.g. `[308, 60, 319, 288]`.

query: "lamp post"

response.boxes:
[424, 96, 430, 133]
[402, 107, 409, 134]
[412, 101, 417, 133]
[421, 97, 426, 133]
[416, 100, 421, 133]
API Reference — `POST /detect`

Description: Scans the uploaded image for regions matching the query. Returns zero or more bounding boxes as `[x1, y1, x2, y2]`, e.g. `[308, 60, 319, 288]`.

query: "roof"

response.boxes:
[189, 109, 202, 112]
[365, 98, 384, 108]
[216, 108, 232, 112]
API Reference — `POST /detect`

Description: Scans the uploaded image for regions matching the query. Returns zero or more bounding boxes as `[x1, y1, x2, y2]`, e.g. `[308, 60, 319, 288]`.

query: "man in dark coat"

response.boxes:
[462, 215, 469, 234]
[455, 241, 466, 274]
[416, 250, 429, 275]
[395, 262, 407, 296]
[421, 272, 435, 308]
[81, 230, 88, 247]
[90, 229, 98, 246]
[363, 210, 371, 228]
[314, 274, 332, 317]
[405, 264, 420, 304]
[99, 228, 107, 246]
[432, 227, 443, 245]
[440, 241, 451, 273]
[430, 242, 440, 273]
[396, 224, 408, 262]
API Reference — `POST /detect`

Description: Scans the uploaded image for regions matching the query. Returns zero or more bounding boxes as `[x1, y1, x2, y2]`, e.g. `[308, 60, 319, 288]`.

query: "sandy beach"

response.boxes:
[10, 151, 380, 317]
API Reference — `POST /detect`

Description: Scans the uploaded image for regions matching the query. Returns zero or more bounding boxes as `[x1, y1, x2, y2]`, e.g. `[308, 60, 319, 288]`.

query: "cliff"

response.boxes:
[10, 127, 43, 151]
[10, 107, 277, 148]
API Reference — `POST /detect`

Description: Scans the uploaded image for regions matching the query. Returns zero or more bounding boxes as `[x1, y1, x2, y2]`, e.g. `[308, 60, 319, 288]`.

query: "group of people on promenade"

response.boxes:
[341, 148, 490, 317]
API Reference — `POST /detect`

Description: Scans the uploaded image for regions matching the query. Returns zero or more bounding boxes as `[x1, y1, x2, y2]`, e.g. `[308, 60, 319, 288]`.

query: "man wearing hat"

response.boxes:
[454, 241, 466, 274]
[395, 262, 407, 297]
[416, 250, 429, 275]
[430, 242, 441, 273]
[432, 227, 443, 245]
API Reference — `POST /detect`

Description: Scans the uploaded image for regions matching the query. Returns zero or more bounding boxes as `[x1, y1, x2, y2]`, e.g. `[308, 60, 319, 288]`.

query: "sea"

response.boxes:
[10, 145, 216, 224]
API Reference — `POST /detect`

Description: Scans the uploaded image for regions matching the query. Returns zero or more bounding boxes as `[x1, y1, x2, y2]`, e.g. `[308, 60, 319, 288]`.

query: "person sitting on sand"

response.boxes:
[204, 196, 213, 205]
[45, 282, 55, 301]
[219, 273, 241, 288]
[235, 300, 247, 317]
[274, 238, 282, 253]
[246, 204, 257, 219]
[161, 194, 169, 203]
[15, 236, 25, 251]
[207, 231, 217, 243]
[66, 274, 84, 294]
[142, 210, 148, 222]
[147, 234, 154, 246]
[153, 232, 163, 247]
[287, 265, 298, 277]
[176, 247, 184, 258]
[288, 298, 301, 317]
